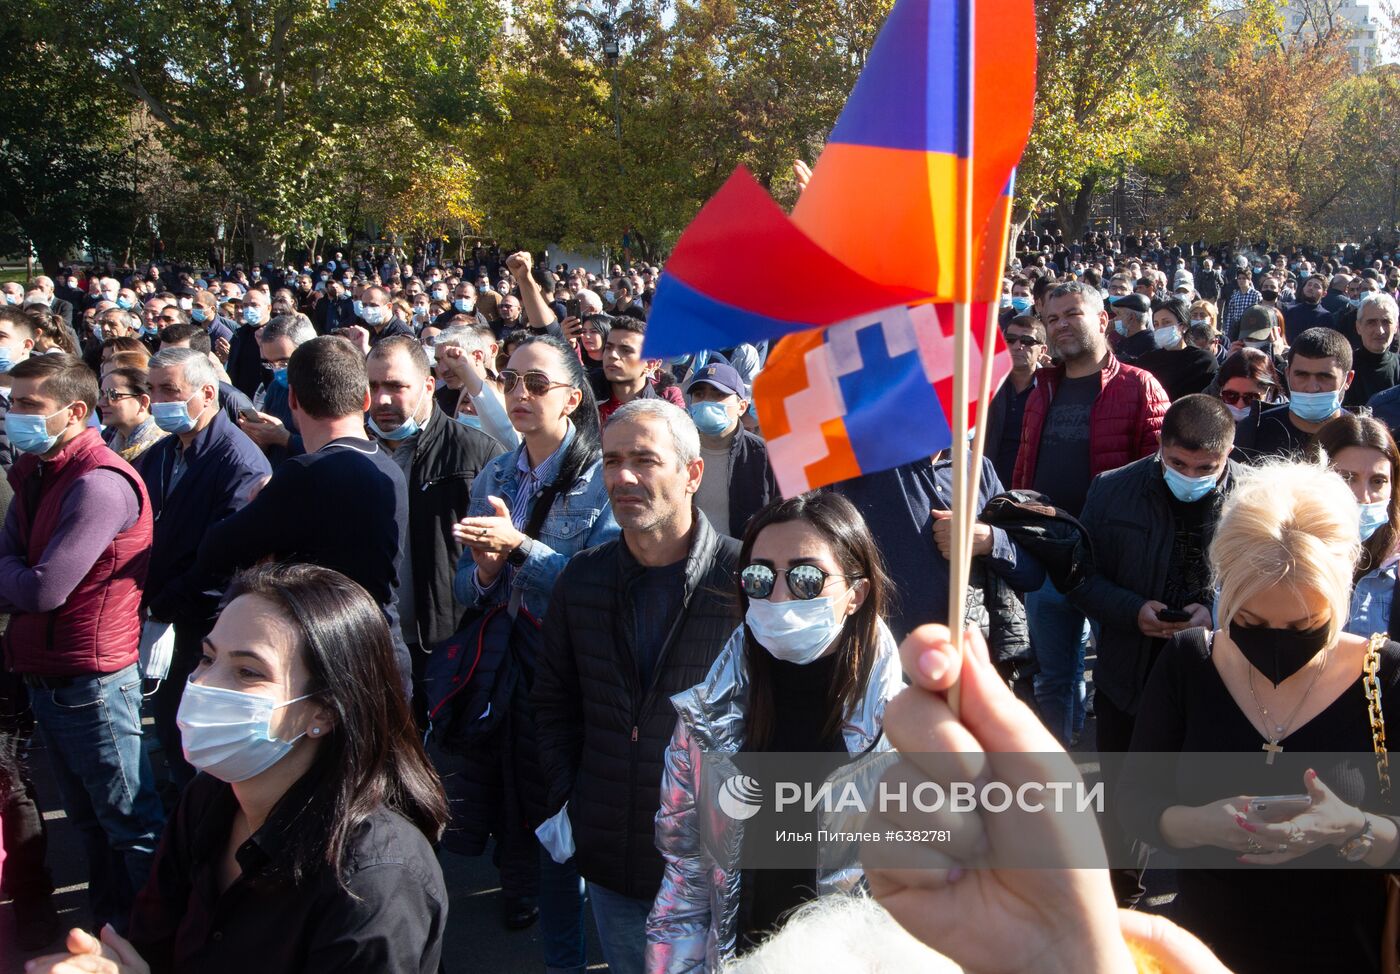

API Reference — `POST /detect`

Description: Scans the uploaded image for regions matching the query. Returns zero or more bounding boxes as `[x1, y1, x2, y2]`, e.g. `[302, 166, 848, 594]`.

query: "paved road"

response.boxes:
[1, 735, 608, 973]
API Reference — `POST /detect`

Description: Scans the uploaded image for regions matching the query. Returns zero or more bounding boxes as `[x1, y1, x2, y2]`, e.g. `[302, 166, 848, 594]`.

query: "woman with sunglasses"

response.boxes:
[99, 366, 167, 464]
[1211, 347, 1284, 461]
[448, 333, 618, 964]
[1315, 414, 1400, 639]
[647, 492, 903, 973]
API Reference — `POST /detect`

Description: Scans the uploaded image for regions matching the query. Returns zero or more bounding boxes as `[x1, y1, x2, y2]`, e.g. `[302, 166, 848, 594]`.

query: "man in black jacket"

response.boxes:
[533, 399, 740, 974]
[685, 362, 778, 539]
[366, 336, 504, 722]
[139, 347, 271, 788]
[1068, 394, 1238, 906]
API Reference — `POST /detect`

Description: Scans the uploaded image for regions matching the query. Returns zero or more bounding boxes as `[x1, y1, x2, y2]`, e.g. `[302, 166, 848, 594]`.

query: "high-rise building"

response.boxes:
[1280, 0, 1381, 73]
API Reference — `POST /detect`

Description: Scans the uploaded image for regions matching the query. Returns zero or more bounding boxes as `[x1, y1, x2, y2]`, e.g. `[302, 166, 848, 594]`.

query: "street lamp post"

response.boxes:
[570, 1, 642, 175]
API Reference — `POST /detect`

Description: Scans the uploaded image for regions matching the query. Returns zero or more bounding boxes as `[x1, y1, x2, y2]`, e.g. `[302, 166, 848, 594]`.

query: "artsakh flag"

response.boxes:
[644, 0, 1036, 496]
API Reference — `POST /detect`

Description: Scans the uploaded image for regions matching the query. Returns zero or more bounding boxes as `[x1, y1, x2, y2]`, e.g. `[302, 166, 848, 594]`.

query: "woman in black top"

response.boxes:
[1120, 460, 1400, 974]
[30, 563, 449, 974]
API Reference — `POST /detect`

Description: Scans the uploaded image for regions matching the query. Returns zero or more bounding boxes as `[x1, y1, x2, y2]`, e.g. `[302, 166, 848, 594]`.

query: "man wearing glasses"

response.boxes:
[986, 315, 1045, 489]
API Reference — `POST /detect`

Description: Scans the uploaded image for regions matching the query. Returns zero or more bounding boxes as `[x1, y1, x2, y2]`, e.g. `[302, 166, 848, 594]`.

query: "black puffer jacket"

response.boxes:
[399, 405, 505, 648]
[1068, 455, 1239, 715]
[532, 512, 741, 900]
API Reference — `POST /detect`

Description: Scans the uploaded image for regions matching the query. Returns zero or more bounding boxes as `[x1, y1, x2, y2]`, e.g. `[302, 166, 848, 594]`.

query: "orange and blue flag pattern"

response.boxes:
[643, 0, 1036, 496]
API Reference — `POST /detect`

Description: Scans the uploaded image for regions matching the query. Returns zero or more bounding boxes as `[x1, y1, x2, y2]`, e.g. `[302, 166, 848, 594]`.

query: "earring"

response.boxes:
[310, 727, 321, 736]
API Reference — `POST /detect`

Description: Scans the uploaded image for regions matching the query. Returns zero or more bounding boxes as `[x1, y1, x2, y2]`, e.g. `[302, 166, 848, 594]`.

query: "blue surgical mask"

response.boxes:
[367, 385, 428, 441]
[271, 367, 288, 386]
[1114, 320, 1126, 336]
[1360, 500, 1389, 541]
[1010, 296, 1033, 315]
[1162, 459, 1219, 503]
[362, 305, 390, 327]
[91, 324, 104, 343]
[6, 404, 73, 455]
[116, 296, 134, 310]
[1289, 389, 1342, 423]
[0, 348, 14, 375]
[152, 393, 202, 434]
[455, 412, 483, 431]
[452, 298, 474, 313]
[1157, 325, 1181, 347]
[241, 306, 262, 327]
[689, 401, 732, 436]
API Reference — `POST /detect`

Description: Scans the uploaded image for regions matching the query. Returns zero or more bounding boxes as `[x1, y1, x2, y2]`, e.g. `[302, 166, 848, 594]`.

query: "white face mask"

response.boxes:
[177, 680, 316, 782]
[745, 595, 849, 664]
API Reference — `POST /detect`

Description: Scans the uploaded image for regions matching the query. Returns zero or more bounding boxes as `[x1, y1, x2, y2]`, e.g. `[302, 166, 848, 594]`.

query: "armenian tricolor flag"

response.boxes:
[644, 0, 1036, 497]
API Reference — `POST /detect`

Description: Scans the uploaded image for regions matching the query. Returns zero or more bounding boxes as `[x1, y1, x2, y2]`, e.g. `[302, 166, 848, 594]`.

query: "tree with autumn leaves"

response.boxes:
[1142, 0, 1400, 244]
[5, 0, 1399, 270]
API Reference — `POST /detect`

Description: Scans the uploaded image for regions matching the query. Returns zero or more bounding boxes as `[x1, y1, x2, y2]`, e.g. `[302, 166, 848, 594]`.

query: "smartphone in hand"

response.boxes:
[1155, 607, 1192, 623]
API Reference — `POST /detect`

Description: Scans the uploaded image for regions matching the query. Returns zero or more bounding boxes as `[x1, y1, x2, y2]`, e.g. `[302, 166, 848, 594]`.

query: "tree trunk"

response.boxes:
[35, 245, 62, 279]
[1052, 175, 1101, 244]
[249, 217, 283, 264]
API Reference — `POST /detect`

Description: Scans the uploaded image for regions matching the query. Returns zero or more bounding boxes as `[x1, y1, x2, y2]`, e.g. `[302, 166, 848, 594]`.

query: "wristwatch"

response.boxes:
[1338, 816, 1375, 862]
[507, 538, 532, 568]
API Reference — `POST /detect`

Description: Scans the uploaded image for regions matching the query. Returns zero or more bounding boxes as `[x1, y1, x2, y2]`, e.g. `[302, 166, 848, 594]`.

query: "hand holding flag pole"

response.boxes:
[642, 0, 1036, 719]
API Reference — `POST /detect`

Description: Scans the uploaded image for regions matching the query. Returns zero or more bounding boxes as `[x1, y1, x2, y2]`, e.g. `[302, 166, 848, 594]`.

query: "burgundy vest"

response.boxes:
[4, 428, 153, 676]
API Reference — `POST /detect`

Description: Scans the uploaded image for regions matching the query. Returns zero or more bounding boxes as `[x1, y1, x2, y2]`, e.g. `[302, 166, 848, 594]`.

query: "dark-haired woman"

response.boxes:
[1210, 346, 1284, 461]
[28, 563, 449, 974]
[1317, 414, 1400, 638]
[646, 492, 904, 973]
[449, 333, 619, 972]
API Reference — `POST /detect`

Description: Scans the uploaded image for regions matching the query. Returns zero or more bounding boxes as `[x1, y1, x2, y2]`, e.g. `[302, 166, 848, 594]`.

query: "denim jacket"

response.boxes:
[1347, 554, 1400, 639]
[451, 435, 619, 620]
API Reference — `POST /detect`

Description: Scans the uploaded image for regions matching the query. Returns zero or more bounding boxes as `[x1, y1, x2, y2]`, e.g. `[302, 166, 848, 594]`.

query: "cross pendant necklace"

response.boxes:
[1247, 648, 1328, 765]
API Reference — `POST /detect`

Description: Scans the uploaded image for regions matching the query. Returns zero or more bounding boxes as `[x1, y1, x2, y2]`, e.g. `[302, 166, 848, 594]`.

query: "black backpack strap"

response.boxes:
[522, 478, 566, 541]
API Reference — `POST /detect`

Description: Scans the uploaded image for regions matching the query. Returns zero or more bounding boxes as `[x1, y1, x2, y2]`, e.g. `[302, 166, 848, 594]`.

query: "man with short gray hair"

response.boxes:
[1348, 292, 1400, 410]
[138, 346, 271, 787]
[533, 398, 740, 974]
[233, 313, 318, 464]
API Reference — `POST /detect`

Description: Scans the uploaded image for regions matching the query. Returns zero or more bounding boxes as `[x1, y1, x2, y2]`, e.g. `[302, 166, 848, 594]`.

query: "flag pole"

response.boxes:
[946, 0, 977, 718]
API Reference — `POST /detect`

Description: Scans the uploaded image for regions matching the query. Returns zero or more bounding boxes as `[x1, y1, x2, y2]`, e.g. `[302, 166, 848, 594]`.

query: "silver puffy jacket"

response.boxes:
[644, 621, 905, 974]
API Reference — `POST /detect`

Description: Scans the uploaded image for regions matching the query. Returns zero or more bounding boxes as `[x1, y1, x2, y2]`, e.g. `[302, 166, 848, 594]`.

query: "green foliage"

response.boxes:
[18, 0, 502, 260]
[0, 0, 144, 272]
[472, 0, 891, 261]
[1013, 0, 1212, 241]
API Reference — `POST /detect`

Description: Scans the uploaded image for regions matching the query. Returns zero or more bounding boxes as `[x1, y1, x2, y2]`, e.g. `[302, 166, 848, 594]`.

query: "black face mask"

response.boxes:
[1228, 620, 1330, 687]
[1260, 289, 1278, 302]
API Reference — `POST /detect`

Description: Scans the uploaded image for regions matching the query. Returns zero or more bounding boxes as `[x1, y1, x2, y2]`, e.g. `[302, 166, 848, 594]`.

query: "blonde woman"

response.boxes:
[1120, 460, 1400, 973]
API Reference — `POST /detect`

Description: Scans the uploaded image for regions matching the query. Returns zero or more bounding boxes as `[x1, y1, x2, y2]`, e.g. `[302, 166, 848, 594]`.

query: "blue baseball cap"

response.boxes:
[685, 361, 745, 398]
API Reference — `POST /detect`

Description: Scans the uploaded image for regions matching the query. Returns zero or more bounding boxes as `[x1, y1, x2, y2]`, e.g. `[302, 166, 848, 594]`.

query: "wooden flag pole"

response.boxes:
[945, 2, 980, 718]
[961, 298, 1002, 588]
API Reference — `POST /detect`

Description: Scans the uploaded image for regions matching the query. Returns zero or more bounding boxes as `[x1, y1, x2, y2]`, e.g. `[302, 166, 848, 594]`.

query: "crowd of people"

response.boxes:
[0, 222, 1398, 974]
